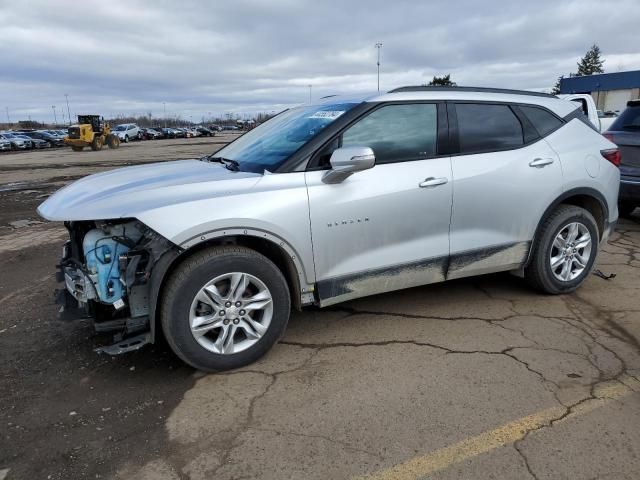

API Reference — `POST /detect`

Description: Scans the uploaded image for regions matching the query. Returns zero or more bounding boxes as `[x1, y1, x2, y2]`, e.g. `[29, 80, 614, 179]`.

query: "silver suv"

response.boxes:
[39, 86, 621, 371]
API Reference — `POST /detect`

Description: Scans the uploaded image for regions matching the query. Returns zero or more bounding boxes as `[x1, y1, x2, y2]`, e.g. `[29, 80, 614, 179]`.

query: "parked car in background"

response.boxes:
[158, 128, 175, 139]
[196, 126, 215, 136]
[173, 128, 187, 138]
[0, 132, 32, 149]
[222, 125, 239, 131]
[604, 99, 640, 217]
[559, 94, 602, 131]
[20, 130, 65, 147]
[112, 124, 140, 143]
[0, 138, 11, 151]
[209, 124, 223, 132]
[39, 86, 620, 371]
[598, 110, 618, 133]
[0, 132, 28, 149]
[140, 128, 163, 140]
[28, 136, 51, 149]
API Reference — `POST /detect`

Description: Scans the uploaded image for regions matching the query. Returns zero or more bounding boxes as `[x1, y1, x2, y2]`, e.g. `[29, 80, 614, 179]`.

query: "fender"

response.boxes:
[524, 187, 610, 266]
[147, 227, 315, 342]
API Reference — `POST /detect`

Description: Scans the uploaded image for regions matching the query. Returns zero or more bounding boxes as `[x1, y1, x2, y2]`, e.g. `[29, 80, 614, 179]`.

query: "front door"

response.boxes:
[304, 103, 453, 306]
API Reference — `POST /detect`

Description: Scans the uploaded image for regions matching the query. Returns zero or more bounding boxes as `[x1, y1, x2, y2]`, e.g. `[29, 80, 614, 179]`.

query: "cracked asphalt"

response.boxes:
[1, 139, 639, 480]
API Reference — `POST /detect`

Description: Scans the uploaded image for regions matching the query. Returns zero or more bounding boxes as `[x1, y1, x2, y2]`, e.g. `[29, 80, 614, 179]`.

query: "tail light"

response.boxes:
[601, 148, 621, 167]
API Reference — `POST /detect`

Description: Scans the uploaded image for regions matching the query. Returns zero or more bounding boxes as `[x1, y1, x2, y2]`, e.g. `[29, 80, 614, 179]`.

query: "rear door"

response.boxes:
[305, 102, 453, 305]
[447, 102, 564, 279]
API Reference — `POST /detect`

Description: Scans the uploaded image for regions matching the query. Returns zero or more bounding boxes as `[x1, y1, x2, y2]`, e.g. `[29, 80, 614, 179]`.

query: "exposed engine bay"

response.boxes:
[57, 219, 176, 354]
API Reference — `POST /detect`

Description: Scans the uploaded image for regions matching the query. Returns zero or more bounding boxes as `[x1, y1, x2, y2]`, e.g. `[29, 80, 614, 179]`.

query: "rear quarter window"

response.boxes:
[519, 105, 563, 136]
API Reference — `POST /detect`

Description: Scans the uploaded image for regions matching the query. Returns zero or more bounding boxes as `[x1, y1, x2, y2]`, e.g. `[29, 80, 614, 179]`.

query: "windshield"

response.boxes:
[114, 125, 126, 131]
[214, 102, 359, 173]
[610, 105, 640, 130]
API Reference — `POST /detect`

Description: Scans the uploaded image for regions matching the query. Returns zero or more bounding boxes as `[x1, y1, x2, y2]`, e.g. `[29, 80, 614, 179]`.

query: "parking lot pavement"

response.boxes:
[0, 139, 639, 479]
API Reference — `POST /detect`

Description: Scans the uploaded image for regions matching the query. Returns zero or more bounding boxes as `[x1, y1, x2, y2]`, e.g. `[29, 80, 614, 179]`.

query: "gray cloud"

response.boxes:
[1, 0, 639, 122]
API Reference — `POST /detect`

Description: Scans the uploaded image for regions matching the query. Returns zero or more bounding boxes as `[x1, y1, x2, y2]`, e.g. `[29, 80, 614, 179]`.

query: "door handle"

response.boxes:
[419, 177, 448, 188]
[529, 158, 554, 168]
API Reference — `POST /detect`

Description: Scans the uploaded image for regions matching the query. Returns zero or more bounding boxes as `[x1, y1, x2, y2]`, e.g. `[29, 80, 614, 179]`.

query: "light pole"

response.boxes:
[5, 106, 10, 125]
[163, 102, 167, 128]
[64, 94, 71, 125]
[375, 42, 383, 92]
[308, 84, 312, 104]
[52, 105, 57, 126]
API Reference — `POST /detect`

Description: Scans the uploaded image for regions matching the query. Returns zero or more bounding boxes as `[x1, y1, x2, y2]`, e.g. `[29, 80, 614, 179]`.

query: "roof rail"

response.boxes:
[387, 86, 556, 98]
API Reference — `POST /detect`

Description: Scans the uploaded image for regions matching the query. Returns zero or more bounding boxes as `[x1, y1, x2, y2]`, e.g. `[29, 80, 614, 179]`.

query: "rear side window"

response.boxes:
[455, 104, 523, 154]
[519, 105, 563, 136]
[341, 103, 438, 163]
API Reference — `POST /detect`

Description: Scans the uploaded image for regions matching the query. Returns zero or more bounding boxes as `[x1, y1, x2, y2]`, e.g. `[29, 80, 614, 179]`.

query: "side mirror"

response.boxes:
[322, 146, 375, 184]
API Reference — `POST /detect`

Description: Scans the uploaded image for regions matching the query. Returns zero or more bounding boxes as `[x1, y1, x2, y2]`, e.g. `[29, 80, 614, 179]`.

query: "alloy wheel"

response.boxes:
[189, 272, 273, 354]
[550, 222, 592, 282]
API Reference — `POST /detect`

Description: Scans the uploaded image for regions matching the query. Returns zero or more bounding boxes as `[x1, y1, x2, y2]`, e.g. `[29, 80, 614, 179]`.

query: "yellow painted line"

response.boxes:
[355, 382, 636, 480]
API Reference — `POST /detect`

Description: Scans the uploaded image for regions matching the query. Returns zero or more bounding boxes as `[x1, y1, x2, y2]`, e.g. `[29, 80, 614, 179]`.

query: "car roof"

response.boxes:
[316, 86, 576, 117]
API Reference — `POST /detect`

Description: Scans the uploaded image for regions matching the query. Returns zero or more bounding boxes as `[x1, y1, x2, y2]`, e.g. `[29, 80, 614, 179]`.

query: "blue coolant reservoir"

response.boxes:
[82, 222, 143, 304]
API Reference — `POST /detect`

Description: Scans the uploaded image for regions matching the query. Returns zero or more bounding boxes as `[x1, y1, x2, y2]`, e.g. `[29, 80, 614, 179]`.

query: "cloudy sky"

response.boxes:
[1, 0, 639, 123]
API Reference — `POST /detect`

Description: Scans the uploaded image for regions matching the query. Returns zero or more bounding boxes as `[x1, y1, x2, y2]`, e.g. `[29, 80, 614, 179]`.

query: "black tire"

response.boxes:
[618, 202, 636, 218]
[90, 136, 103, 151]
[106, 134, 120, 149]
[525, 205, 599, 294]
[161, 246, 291, 371]
[124, 135, 129, 143]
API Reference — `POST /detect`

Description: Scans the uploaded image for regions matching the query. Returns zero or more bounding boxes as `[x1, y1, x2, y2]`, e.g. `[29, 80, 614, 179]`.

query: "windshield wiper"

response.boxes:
[202, 155, 240, 171]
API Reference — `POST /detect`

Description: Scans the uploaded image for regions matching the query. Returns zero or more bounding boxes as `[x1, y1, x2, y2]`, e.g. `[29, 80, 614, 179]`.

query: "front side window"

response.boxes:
[341, 103, 438, 164]
[456, 104, 524, 154]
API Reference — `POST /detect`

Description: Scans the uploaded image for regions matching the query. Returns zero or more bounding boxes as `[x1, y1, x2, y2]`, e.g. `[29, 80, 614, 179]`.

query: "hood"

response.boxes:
[38, 159, 262, 221]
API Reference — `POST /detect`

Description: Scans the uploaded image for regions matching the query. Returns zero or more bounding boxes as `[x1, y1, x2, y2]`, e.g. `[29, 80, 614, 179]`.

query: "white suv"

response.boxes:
[112, 123, 140, 142]
[39, 86, 620, 371]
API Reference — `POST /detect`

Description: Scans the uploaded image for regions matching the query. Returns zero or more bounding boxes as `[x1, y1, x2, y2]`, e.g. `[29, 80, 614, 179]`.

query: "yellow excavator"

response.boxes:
[64, 115, 120, 152]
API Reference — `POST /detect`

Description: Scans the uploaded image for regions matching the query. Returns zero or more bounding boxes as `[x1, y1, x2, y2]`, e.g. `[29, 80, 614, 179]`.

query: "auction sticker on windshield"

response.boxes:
[308, 110, 345, 119]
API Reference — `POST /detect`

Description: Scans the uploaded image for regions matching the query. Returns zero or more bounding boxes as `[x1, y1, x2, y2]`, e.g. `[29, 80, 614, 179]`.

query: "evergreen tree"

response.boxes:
[551, 75, 564, 95]
[576, 44, 605, 76]
[426, 74, 457, 86]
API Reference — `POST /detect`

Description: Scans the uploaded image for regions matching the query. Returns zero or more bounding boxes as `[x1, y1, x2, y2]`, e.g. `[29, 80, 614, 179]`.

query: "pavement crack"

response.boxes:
[252, 426, 384, 460]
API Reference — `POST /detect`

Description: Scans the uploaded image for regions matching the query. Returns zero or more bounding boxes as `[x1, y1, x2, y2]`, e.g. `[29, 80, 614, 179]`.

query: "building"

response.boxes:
[559, 70, 640, 113]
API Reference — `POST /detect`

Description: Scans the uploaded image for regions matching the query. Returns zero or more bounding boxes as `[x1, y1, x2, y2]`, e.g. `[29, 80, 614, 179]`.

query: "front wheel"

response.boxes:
[525, 205, 599, 294]
[124, 135, 129, 143]
[161, 246, 291, 371]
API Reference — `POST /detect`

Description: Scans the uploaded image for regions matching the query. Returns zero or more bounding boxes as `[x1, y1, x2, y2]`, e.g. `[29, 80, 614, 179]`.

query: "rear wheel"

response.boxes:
[525, 205, 599, 294]
[106, 134, 120, 149]
[161, 246, 291, 371]
[90, 136, 103, 151]
[619, 202, 636, 218]
[71, 146, 83, 152]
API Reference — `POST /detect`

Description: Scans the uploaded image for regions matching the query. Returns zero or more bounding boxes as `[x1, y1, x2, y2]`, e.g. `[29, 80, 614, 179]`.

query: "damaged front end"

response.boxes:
[57, 219, 177, 354]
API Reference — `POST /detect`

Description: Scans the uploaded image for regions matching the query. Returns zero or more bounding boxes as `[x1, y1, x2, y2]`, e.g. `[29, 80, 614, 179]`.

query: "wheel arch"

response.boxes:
[525, 187, 609, 266]
[148, 231, 310, 343]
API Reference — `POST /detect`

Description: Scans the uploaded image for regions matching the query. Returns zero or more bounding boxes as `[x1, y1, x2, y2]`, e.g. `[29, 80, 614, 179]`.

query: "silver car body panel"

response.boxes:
[39, 89, 620, 308]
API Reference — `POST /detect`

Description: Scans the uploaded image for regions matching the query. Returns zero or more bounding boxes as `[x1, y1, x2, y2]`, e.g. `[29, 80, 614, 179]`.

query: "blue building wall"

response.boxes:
[560, 70, 640, 94]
